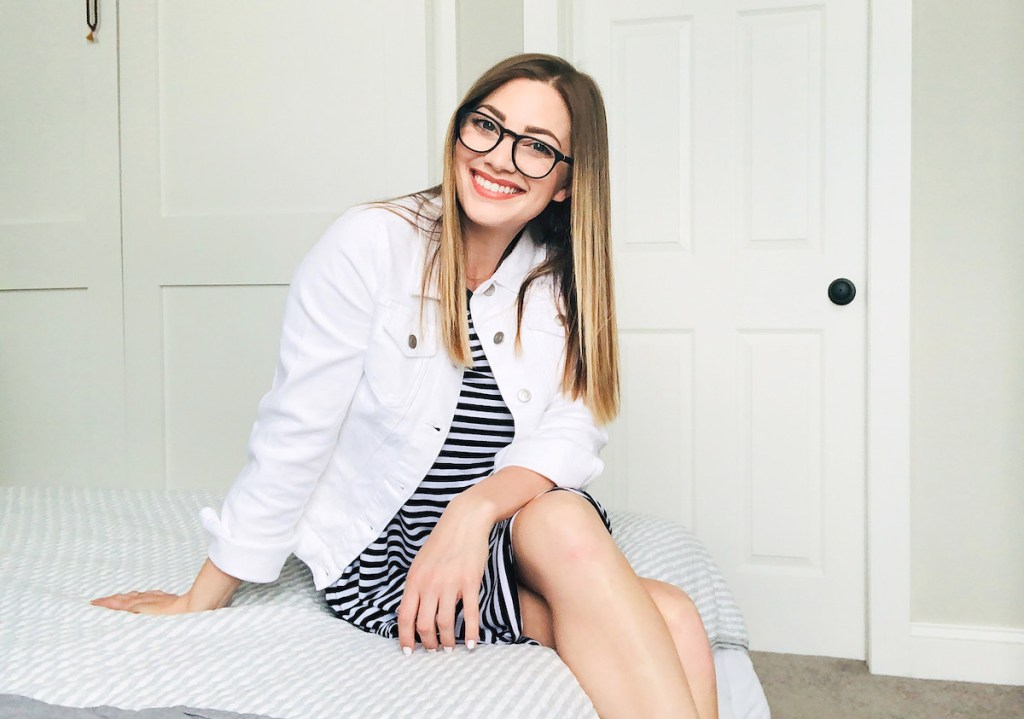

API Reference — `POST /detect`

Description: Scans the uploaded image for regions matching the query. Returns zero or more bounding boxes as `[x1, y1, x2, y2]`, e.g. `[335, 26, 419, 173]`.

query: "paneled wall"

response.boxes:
[117, 2, 435, 489]
[0, 2, 125, 487]
[1, 2, 443, 491]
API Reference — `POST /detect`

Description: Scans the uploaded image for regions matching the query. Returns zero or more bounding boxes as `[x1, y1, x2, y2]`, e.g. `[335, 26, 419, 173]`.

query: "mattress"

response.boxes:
[0, 487, 770, 718]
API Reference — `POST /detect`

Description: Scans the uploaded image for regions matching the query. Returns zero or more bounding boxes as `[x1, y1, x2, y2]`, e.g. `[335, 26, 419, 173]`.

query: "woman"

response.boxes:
[92, 54, 718, 719]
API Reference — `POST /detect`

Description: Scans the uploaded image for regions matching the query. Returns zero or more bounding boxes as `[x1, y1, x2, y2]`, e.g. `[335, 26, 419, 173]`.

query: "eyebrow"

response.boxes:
[477, 104, 565, 149]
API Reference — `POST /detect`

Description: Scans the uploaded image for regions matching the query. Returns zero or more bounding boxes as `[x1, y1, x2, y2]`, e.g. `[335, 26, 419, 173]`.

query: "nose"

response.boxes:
[484, 131, 517, 173]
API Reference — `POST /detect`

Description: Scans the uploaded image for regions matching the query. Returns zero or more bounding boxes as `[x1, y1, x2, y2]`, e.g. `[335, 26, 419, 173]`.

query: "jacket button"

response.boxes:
[493, 331, 505, 344]
[408, 334, 418, 349]
[517, 388, 532, 402]
[484, 285, 495, 296]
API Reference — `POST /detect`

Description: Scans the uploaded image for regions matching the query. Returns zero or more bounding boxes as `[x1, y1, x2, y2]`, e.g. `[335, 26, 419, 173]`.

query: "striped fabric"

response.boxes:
[324, 290, 613, 646]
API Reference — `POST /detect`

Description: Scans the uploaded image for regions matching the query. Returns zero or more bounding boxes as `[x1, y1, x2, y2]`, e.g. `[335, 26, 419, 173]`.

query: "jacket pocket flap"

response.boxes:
[525, 311, 568, 337]
[382, 308, 439, 357]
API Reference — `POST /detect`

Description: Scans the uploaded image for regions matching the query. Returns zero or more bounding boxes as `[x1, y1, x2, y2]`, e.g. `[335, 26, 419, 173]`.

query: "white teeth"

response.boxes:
[474, 173, 521, 195]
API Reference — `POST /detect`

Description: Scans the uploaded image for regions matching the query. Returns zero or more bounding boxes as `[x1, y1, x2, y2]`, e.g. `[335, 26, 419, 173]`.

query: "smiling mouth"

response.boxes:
[471, 170, 525, 196]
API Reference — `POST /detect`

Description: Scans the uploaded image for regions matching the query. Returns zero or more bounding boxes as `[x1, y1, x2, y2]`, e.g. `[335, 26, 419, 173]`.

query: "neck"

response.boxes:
[462, 219, 526, 281]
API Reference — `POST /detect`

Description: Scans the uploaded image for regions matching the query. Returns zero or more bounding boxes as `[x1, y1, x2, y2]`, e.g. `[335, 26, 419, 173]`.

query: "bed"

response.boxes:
[0, 487, 771, 718]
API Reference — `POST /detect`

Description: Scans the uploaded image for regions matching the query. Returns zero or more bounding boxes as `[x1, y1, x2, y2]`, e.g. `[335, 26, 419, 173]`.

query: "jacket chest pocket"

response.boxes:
[363, 305, 439, 408]
[524, 308, 568, 366]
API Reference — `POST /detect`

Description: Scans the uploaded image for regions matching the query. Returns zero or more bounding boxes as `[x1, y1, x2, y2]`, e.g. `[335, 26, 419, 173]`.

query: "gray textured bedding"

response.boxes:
[0, 487, 768, 718]
[0, 695, 278, 718]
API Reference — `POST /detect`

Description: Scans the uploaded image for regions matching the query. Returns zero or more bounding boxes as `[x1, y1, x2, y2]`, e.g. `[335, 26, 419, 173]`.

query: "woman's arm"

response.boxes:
[447, 465, 555, 525]
[491, 385, 609, 491]
[93, 208, 386, 612]
[91, 558, 242, 615]
[199, 208, 385, 584]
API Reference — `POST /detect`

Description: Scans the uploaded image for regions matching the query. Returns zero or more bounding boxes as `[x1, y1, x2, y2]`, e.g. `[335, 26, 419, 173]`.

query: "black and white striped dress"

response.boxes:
[323, 289, 613, 646]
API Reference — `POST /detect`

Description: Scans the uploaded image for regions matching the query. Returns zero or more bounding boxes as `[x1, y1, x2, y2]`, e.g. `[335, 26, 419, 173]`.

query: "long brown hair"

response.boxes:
[378, 54, 619, 425]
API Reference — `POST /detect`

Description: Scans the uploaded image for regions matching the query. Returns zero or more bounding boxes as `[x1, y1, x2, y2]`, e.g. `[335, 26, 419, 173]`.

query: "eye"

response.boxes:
[526, 140, 555, 158]
[472, 116, 498, 133]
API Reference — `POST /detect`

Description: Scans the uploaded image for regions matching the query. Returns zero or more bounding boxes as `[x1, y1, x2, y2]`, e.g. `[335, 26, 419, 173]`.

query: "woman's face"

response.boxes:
[454, 78, 572, 241]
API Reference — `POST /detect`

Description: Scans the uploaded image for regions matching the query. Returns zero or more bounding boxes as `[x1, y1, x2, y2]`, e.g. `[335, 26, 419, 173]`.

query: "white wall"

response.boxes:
[456, 0, 523, 97]
[910, 0, 1024, 629]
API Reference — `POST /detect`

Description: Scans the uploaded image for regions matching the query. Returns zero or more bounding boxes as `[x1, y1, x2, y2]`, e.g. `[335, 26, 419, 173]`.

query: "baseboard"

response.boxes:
[905, 622, 1024, 686]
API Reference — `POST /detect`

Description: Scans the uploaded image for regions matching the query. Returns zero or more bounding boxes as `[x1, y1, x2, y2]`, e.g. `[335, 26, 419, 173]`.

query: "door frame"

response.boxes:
[522, 0, 914, 677]
[863, 0, 913, 678]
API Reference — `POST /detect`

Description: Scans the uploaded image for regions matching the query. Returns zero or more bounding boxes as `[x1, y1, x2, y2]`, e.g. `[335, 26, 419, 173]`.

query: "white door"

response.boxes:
[548, 0, 868, 658]
[117, 2, 444, 491]
[0, 2, 126, 487]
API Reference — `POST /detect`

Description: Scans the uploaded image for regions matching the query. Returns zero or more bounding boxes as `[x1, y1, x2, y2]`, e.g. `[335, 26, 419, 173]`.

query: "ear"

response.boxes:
[552, 178, 572, 203]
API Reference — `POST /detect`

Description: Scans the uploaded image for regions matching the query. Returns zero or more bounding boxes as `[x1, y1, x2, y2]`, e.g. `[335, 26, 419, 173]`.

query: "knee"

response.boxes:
[651, 582, 706, 639]
[513, 490, 612, 570]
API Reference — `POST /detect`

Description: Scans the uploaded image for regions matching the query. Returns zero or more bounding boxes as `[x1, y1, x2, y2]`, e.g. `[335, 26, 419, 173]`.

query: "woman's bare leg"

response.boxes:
[519, 580, 718, 719]
[640, 579, 719, 719]
[511, 490, 715, 719]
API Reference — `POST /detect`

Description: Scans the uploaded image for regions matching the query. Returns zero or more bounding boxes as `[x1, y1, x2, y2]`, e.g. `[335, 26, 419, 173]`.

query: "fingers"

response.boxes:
[90, 590, 175, 614]
[416, 594, 441, 652]
[90, 592, 141, 611]
[396, 591, 419, 656]
[461, 582, 481, 651]
[436, 590, 458, 653]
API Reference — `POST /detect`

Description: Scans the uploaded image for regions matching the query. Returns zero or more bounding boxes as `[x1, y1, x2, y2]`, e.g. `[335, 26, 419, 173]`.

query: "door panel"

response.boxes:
[118, 1, 439, 490]
[571, 0, 867, 658]
[0, 1, 125, 487]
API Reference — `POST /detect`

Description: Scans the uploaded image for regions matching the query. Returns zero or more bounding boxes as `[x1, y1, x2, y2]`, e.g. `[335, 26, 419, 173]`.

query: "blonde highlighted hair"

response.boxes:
[377, 53, 619, 425]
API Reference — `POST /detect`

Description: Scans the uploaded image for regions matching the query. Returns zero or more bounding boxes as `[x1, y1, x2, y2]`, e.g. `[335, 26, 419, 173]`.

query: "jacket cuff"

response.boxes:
[492, 437, 604, 491]
[199, 507, 293, 584]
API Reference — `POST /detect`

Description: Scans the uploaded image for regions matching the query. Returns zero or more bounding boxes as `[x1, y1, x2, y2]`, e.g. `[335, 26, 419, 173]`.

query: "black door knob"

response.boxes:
[828, 278, 856, 305]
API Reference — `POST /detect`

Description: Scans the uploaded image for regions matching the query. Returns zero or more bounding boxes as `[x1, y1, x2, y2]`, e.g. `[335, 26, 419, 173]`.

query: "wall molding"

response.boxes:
[522, 0, 571, 56]
[908, 623, 1024, 686]
[427, 0, 458, 186]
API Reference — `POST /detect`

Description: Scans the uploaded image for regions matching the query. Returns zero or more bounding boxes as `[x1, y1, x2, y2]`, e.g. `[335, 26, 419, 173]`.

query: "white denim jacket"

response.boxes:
[199, 200, 607, 591]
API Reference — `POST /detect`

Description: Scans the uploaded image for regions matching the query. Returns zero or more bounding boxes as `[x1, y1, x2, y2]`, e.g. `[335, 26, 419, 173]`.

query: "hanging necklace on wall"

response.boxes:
[86, 0, 99, 43]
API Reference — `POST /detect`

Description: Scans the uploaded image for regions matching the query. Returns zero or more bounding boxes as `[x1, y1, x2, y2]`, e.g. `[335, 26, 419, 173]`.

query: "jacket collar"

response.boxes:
[410, 221, 545, 300]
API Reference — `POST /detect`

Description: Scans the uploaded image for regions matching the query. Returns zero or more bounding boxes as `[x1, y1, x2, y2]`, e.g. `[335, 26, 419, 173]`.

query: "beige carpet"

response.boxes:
[748, 651, 1024, 719]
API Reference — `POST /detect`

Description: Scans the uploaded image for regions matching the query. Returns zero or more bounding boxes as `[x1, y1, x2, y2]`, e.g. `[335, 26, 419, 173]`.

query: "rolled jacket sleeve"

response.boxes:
[200, 208, 384, 583]
[491, 385, 608, 491]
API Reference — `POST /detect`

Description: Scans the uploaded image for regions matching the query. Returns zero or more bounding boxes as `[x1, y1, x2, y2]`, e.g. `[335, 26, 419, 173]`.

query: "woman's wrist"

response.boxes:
[448, 492, 500, 528]
[183, 590, 230, 612]
[449, 468, 555, 527]
[184, 558, 242, 611]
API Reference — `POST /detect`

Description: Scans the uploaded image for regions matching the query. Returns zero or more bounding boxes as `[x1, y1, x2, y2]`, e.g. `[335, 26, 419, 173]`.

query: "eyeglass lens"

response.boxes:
[459, 112, 560, 179]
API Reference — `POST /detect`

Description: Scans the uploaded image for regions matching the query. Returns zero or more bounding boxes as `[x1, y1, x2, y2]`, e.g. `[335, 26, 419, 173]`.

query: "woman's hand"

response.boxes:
[90, 559, 242, 615]
[90, 590, 192, 615]
[397, 497, 494, 654]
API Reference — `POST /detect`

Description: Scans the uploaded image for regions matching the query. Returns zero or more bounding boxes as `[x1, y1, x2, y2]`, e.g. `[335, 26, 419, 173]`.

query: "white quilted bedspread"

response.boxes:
[0, 487, 756, 718]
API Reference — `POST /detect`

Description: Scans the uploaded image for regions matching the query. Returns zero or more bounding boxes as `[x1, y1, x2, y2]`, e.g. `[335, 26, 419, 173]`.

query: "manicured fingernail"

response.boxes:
[402, 646, 411, 657]
[467, 640, 476, 651]
[427, 648, 437, 654]
[444, 646, 453, 654]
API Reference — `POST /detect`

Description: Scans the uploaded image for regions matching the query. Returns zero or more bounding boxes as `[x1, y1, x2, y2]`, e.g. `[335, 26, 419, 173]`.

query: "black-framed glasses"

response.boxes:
[457, 109, 573, 179]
